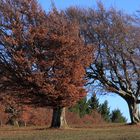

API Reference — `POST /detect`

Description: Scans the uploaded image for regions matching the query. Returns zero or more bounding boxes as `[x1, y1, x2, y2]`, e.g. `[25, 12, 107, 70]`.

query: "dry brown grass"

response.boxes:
[0, 124, 140, 140]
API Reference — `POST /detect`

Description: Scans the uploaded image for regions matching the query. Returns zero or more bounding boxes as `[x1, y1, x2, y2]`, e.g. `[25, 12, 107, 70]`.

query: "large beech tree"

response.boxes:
[0, 0, 93, 128]
[66, 3, 140, 124]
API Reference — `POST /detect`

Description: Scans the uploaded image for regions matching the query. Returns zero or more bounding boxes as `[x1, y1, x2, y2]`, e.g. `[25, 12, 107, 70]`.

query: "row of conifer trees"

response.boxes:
[69, 94, 127, 123]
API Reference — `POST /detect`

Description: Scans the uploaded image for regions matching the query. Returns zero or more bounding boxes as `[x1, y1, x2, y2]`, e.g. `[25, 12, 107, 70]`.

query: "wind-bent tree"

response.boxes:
[66, 3, 140, 124]
[0, 0, 93, 128]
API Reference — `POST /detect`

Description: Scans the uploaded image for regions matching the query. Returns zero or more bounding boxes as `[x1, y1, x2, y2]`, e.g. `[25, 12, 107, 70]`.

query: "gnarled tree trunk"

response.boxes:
[51, 107, 68, 128]
[127, 100, 140, 124]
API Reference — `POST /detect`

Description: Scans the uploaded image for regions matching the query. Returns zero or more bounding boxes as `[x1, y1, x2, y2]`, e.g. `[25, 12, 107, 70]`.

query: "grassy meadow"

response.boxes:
[0, 124, 140, 140]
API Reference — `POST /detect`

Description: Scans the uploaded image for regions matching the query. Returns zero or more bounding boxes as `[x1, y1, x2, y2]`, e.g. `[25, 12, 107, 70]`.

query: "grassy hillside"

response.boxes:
[0, 124, 140, 140]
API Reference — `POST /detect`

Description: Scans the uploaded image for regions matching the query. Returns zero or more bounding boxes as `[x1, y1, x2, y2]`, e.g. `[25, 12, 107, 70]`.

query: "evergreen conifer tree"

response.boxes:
[99, 100, 111, 122]
[111, 109, 127, 123]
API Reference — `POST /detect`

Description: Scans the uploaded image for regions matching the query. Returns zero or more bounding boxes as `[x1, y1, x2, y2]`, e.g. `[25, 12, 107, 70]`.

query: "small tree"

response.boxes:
[88, 93, 100, 111]
[99, 100, 111, 122]
[5, 105, 20, 127]
[69, 97, 91, 118]
[111, 109, 127, 123]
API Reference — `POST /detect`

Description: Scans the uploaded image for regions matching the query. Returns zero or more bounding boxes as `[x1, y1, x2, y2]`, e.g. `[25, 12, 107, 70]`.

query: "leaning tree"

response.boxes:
[66, 3, 140, 124]
[0, 0, 93, 128]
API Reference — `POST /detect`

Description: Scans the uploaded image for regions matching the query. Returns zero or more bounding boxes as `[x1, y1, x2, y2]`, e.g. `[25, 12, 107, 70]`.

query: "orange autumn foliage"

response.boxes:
[0, 0, 94, 109]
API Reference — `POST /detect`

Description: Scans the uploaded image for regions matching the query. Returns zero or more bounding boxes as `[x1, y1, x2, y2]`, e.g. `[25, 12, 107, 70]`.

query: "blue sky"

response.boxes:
[38, 0, 140, 14]
[38, 0, 140, 122]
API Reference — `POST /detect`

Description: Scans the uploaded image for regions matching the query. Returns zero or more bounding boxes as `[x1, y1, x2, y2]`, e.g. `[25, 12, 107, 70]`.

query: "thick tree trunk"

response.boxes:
[0, 120, 2, 126]
[51, 107, 68, 128]
[7, 117, 19, 127]
[127, 101, 140, 124]
[11, 117, 19, 127]
[13, 120, 19, 127]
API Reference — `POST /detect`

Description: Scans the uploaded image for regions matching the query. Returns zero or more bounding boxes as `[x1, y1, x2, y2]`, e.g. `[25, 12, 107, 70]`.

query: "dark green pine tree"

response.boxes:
[111, 109, 127, 123]
[69, 97, 91, 118]
[99, 100, 111, 122]
[88, 93, 100, 111]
